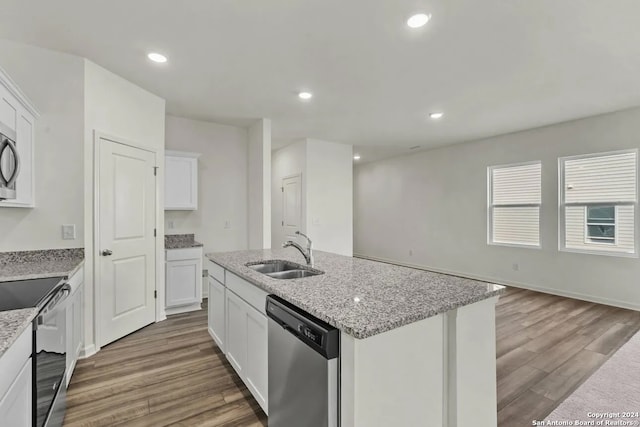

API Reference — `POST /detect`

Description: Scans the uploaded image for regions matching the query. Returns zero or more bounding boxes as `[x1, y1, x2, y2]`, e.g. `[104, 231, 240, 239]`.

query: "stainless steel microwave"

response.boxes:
[0, 121, 19, 200]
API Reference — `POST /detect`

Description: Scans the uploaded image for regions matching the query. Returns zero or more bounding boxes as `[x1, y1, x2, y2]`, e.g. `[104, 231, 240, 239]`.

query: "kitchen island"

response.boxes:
[207, 249, 504, 427]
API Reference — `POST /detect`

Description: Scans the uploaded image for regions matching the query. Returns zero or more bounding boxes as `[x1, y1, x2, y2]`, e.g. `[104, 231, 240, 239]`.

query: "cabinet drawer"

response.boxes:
[207, 260, 225, 284]
[166, 247, 202, 261]
[226, 272, 268, 315]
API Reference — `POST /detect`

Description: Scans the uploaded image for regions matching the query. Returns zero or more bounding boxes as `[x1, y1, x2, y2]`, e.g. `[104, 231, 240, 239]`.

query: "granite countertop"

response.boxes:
[165, 234, 203, 249]
[0, 308, 38, 358]
[206, 249, 505, 339]
[0, 248, 85, 282]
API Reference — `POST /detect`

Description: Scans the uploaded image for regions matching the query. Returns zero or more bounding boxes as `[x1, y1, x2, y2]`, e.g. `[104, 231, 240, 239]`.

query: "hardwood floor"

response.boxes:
[496, 287, 640, 426]
[63, 303, 267, 427]
[64, 290, 640, 427]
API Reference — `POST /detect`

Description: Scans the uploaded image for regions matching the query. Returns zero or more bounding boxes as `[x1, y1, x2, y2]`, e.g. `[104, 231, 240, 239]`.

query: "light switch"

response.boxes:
[62, 224, 76, 240]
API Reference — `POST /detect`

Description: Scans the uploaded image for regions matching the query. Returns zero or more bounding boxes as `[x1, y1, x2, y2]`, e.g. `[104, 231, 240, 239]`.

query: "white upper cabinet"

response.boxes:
[0, 65, 39, 208]
[165, 150, 200, 210]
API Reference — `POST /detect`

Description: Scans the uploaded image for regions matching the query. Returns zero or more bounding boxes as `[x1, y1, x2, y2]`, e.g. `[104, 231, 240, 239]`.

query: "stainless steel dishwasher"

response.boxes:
[266, 295, 340, 427]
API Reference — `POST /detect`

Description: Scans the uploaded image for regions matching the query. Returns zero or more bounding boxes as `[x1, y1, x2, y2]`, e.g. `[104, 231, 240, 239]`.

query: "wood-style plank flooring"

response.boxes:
[63, 303, 267, 427]
[64, 290, 640, 426]
[496, 287, 640, 426]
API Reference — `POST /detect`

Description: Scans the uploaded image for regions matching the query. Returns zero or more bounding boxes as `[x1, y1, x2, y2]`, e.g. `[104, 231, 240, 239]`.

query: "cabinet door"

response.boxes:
[166, 259, 200, 308]
[245, 304, 268, 414]
[0, 357, 32, 426]
[225, 291, 246, 376]
[165, 154, 198, 210]
[208, 277, 226, 352]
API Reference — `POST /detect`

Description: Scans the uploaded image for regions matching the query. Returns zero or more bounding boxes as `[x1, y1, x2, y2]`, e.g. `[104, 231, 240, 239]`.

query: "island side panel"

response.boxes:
[451, 296, 499, 427]
[340, 314, 445, 427]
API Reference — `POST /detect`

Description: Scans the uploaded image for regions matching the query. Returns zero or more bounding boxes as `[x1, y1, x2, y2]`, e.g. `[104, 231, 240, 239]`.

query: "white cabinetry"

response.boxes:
[165, 247, 203, 315]
[0, 325, 32, 426]
[165, 150, 200, 210]
[66, 266, 85, 386]
[206, 261, 268, 414]
[207, 276, 226, 352]
[0, 65, 39, 208]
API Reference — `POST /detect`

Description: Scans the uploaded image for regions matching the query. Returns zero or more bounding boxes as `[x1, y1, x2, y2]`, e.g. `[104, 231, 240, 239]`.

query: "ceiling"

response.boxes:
[1, 0, 639, 157]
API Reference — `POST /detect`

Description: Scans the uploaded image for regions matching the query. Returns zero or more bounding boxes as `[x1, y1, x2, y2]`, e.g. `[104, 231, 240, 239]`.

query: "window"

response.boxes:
[559, 150, 637, 256]
[488, 162, 542, 247]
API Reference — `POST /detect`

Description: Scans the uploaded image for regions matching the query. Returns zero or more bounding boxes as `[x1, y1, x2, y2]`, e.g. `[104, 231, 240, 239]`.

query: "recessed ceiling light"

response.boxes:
[429, 112, 444, 119]
[298, 91, 313, 100]
[353, 155, 361, 160]
[147, 52, 167, 63]
[407, 13, 432, 28]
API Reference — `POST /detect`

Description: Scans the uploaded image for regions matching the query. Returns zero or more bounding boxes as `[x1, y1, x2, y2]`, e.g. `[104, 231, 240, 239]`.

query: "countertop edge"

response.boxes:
[206, 253, 505, 339]
[0, 309, 37, 359]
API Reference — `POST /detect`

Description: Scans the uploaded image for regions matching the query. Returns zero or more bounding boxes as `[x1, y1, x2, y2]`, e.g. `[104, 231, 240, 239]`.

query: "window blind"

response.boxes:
[564, 152, 636, 204]
[489, 162, 541, 246]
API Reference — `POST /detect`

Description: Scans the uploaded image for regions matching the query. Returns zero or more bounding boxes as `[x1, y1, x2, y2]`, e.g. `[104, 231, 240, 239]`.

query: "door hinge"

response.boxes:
[154, 228, 157, 237]
[281, 187, 284, 192]
[282, 221, 284, 226]
[154, 290, 157, 299]
[153, 166, 158, 176]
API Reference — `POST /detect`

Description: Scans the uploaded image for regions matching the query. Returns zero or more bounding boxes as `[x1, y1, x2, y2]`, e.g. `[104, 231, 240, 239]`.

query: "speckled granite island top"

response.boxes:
[0, 308, 37, 358]
[206, 249, 505, 339]
[165, 234, 204, 249]
[0, 248, 85, 282]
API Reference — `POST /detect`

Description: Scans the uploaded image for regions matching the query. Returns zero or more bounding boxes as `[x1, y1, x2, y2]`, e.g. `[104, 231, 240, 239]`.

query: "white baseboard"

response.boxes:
[165, 303, 202, 316]
[79, 343, 97, 359]
[353, 253, 640, 312]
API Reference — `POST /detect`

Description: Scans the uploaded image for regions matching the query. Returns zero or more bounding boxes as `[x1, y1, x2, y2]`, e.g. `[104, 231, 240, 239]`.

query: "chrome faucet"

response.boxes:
[282, 231, 314, 266]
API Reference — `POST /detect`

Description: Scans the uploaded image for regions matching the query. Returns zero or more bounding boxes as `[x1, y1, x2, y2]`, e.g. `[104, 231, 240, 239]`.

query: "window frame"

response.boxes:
[487, 160, 542, 249]
[558, 149, 638, 258]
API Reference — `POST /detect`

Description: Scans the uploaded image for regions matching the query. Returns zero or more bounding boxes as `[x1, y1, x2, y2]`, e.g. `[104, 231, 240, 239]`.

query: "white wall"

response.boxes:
[248, 118, 272, 249]
[271, 139, 353, 256]
[271, 140, 307, 249]
[164, 115, 249, 253]
[306, 139, 353, 256]
[354, 107, 640, 310]
[84, 59, 166, 350]
[0, 39, 84, 251]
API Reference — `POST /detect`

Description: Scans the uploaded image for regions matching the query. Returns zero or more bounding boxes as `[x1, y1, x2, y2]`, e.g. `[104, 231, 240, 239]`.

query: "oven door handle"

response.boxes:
[37, 284, 72, 325]
[0, 139, 20, 187]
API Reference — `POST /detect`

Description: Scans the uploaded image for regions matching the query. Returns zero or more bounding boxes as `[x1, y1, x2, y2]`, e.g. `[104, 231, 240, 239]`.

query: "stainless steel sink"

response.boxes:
[266, 269, 323, 280]
[245, 260, 324, 280]
[246, 261, 301, 274]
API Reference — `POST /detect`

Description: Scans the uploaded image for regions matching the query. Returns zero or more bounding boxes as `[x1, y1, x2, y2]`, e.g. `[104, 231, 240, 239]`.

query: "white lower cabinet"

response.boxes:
[225, 291, 247, 376]
[244, 304, 268, 410]
[0, 326, 32, 427]
[207, 277, 226, 352]
[165, 247, 203, 315]
[207, 261, 268, 415]
[0, 357, 32, 426]
[224, 290, 268, 414]
[66, 267, 85, 386]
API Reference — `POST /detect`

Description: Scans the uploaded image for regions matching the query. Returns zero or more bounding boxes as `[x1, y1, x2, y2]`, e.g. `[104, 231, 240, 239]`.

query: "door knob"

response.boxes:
[101, 249, 113, 256]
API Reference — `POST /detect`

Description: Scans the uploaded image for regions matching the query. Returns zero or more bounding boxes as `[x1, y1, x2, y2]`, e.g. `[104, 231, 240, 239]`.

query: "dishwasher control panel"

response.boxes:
[266, 294, 339, 359]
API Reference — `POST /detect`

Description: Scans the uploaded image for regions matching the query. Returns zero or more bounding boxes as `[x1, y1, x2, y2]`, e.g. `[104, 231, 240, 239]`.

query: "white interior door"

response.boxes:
[99, 137, 156, 347]
[282, 174, 302, 241]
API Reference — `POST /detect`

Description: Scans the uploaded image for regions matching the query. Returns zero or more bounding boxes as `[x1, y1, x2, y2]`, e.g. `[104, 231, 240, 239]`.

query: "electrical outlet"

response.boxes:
[168, 220, 175, 229]
[224, 220, 231, 229]
[512, 263, 519, 271]
[62, 224, 76, 240]
[409, 249, 413, 256]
